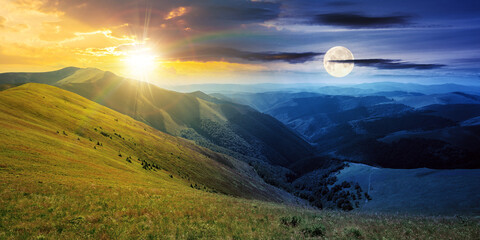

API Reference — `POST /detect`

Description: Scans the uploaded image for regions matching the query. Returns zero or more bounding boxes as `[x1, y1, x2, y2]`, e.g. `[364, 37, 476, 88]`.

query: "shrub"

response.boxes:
[341, 181, 351, 188]
[302, 224, 325, 237]
[344, 227, 362, 239]
[332, 184, 342, 193]
[280, 216, 302, 227]
[327, 193, 333, 201]
[100, 131, 110, 138]
[314, 201, 323, 209]
[341, 200, 354, 211]
[336, 198, 345, 207]
[326, 176, 337, 185]
[365, 192, 372, 201]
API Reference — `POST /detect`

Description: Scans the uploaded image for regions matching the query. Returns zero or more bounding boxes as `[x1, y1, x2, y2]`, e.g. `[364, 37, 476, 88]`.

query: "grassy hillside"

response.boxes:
[0, 68, 314, 168]
[1, 84, 479, 239]
[0, 83, 300, 202]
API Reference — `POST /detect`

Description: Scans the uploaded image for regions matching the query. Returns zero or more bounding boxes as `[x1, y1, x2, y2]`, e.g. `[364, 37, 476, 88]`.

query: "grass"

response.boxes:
[0, 83, 479, 239]
[0, 83, 292, 203]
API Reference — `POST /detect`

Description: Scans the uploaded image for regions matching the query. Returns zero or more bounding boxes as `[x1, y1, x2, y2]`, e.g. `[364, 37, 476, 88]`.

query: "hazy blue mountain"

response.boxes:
[391, 92, 480, 108]
[211, 91, 323, 112]
[354, 82, 480, 95]
[221, 91, 480, 169]
[169, 81, 480, 96]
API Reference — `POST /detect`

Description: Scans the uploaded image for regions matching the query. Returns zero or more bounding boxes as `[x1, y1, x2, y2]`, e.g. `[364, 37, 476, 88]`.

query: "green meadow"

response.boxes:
[0, 84, 478, 239]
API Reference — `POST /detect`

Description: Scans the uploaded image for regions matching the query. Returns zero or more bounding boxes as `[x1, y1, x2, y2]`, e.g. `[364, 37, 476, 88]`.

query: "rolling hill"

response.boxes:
[0, 83, 308, 238]
[0, 68, 314, 169]
[1, 83, 478, 240]
[0, 83, 296, 203]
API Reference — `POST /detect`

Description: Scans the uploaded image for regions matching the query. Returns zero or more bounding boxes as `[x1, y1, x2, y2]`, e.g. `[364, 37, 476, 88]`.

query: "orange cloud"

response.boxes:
[12, 0, 64, 16]
[164, 7, 189, 20]
[0, 16, 5, 27]
[0, 15, 30, 32]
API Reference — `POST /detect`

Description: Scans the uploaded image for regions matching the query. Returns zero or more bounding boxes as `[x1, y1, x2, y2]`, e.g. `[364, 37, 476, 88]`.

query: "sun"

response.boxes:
[124, 49, 157, 81]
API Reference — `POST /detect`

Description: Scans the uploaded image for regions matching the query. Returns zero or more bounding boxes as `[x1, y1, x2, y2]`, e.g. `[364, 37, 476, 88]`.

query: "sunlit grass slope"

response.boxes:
[0, 67, 314, 167]
[0, 84, 479, 239]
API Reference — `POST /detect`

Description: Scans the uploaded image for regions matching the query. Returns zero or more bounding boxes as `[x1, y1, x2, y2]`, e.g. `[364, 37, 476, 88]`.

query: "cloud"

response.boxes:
[314, 12, 410, 28]
[169, 47, 323, 64]
[15, 0, 281, 31]
[242, 51, 322, 64]
[0, 15, 30, 32]
[0, 16, 5, 27]
[164, 6, 189, 20]
[330, 59, 445, 70]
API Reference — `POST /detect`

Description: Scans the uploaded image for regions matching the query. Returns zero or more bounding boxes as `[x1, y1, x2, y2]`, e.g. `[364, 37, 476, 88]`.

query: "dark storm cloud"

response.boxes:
[241, 51, 322, 63]
[314, 13, 410, 28]
[170, 47, 322, 64]
[330, 59, 445, 70]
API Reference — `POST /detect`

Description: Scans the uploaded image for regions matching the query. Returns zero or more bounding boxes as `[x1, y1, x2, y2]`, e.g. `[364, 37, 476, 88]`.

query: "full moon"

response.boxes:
[323, 46, 354, 77]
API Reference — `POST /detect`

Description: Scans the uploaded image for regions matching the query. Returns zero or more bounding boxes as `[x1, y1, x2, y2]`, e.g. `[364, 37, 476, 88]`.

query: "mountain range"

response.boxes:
[2, 67, 480, 217]
[217, 91, 480, 169]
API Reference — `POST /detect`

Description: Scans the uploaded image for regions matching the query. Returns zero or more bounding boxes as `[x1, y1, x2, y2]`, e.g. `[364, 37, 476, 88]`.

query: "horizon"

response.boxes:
[2, 66, 480, 88]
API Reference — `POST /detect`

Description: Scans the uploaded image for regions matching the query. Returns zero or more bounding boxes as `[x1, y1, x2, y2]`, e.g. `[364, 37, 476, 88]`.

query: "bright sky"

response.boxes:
[0, 0, 479, 85]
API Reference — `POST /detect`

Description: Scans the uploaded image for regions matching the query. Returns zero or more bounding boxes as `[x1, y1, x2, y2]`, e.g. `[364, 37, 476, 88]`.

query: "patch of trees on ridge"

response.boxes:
[292, 163, 369, 211]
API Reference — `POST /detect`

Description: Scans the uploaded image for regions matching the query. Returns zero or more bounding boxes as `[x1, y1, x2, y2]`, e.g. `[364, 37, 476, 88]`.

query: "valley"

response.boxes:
[0, 70, 479, 239]
[2, 0, 479, 238]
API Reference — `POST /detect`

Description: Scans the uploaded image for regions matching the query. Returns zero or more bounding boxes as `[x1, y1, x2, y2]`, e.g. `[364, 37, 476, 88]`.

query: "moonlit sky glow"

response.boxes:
[0, 0, 479, 85]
